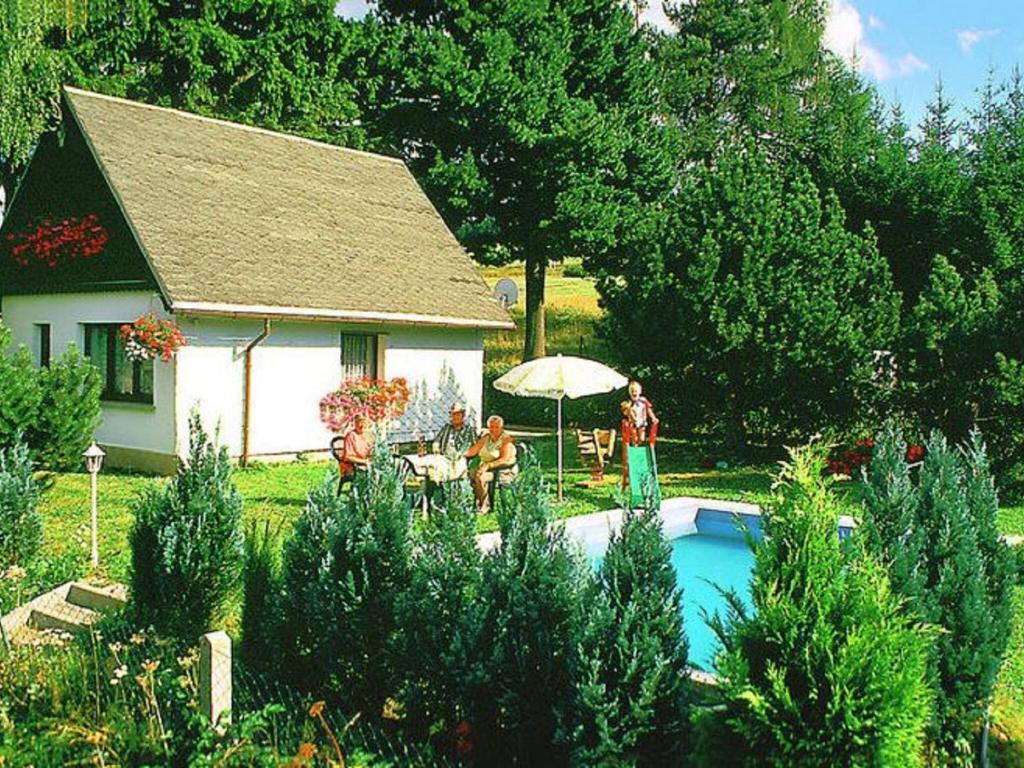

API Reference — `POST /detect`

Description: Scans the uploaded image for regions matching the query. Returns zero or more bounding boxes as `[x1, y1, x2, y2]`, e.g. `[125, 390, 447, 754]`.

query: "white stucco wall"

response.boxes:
[0, 291, 177, 455]
[175, 315, 485, 459]
[1, 296, 485, 465]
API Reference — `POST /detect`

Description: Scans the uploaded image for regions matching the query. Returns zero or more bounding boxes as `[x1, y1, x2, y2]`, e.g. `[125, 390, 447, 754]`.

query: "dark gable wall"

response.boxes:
[0, 106, 159, 303]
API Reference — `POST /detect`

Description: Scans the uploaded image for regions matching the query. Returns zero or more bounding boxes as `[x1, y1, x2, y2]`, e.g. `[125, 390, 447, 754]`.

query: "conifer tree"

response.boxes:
[569, 505, 690, 766]
[129, 413, 245, 639]
[862, 429, 1015, 764]
[705, 447, 933, 767]
[466, 455, 586, 765]
[279, 436, 412, 717]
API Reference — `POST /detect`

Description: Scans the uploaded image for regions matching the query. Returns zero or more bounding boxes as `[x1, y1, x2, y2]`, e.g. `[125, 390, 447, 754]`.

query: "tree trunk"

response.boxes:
[523, 254, 547, 361]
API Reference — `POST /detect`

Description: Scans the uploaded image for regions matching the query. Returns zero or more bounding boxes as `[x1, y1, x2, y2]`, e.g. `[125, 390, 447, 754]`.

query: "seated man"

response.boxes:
[338, 415, 373, 480]
[466, 414, 518, 513]
[434, 401, 477, 456]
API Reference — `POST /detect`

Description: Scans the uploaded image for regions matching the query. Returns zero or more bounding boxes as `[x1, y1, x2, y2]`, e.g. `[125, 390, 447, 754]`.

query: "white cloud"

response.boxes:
[957, 27, 1000, 53]
[825, 0, 927, 81]
[867, 14, 884, 30]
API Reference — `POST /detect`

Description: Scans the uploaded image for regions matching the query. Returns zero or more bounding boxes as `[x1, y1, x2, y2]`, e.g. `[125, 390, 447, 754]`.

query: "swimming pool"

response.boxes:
[673, 510, 759, 670]
[476, 497, 856, 675]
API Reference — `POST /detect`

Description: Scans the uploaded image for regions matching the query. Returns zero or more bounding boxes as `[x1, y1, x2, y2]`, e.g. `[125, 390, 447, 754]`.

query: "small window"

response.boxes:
[340, 333, 377, 380]
[83, 324, 154, 404]
[34, 324, 50, 368]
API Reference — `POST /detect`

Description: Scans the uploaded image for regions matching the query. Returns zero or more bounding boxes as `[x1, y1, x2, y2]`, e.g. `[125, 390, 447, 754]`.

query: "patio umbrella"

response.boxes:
[493, 354, 628, 501]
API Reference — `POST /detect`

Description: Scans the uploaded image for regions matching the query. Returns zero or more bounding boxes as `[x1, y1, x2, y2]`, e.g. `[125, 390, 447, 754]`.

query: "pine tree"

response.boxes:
[569, 505, 690, 766]
[278, 436, 412, 717]
[467, 455, 586, 765]
[394, 482, 483, 740]
[704, 447, 933, 767]
[862, 429, 1016, 764]
[129, 413, 245, 639]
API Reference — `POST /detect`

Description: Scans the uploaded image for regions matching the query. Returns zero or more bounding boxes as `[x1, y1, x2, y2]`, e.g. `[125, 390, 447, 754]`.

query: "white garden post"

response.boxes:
[82, 442, 105, 568]
[199, 631, 232, 730]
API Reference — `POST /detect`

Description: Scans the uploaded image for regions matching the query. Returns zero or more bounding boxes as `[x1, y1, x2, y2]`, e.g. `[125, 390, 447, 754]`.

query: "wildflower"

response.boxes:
[110, 665, 128, 685]
[141, 659, 160, 673]
[309, 700, 326, 718]
[2, 565, 26, 583]
[297, 743, 316, 759]
[130, 632, 145, 646]
[108, 641, 124, 655]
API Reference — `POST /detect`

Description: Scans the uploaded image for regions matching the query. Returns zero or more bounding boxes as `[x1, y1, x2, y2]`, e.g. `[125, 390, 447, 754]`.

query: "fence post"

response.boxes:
[199, 630, 232, 729]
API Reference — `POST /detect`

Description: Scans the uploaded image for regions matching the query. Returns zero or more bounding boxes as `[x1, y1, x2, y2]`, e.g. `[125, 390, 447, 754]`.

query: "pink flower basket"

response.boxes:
[319, 377, 411, 434]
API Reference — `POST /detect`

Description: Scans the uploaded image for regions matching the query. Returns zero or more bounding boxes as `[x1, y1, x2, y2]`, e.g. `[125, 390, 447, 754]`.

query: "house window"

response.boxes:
[340, 333, 377, 380]
[34, 324, 50, 368]
[83, 324, 154, 404]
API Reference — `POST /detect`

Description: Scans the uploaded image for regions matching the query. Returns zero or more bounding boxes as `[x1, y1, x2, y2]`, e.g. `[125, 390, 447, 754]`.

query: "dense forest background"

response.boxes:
[4, 0, 1024, 490]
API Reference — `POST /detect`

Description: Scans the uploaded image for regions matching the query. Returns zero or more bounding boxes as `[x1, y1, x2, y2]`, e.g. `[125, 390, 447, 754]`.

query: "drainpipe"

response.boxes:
[241, 319, 271, 467]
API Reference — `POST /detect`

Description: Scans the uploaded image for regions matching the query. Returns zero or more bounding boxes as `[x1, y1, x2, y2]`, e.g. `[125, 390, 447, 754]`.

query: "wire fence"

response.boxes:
[232, 664, 453, 766]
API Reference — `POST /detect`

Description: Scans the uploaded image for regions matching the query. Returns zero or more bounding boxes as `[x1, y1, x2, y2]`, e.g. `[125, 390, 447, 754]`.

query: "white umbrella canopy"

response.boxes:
[493, 354, 628, 500]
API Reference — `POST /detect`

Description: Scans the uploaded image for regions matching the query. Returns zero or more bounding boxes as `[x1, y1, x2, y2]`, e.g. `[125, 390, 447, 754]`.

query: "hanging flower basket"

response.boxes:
[119, 314, 186, 362]
[319, 377, 411, 434]
[5, 214, 109, 267]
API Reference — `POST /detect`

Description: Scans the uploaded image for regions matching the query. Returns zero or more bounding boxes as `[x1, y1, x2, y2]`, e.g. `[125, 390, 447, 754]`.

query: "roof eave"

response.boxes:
[171, 301, 515, 331]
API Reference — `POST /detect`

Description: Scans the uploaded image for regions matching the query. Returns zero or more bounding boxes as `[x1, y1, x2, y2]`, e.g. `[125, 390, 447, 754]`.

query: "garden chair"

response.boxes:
[575, 428, 616, 486]
[488, 441, 529, 514]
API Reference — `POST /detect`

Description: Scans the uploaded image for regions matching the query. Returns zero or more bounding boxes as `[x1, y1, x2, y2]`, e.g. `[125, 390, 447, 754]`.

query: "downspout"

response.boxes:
[241, 319, 271, 467]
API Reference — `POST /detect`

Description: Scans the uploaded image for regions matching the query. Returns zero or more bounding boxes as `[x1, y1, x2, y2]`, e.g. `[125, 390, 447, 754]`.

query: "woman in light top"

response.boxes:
[338, 415, 374, 478]
[466, 414, 518, 513]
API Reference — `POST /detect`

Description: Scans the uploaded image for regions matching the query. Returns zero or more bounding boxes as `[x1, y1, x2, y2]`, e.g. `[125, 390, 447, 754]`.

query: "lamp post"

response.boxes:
[83, 442, 105, 568]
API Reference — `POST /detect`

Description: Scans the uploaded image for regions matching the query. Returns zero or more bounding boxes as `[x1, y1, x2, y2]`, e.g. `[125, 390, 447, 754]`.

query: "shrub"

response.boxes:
[701, 446, 933, 767]
[562, 261, 588, 278]
[0, 323, 42, 450]
[34, 344, 102, 470]
[862, 428, 1016, 763]
[0, 440, 41, 569]
[129, 413, 244, 639]
[279, 437, 412, 717]
[240, 521, 281, 677]
[569, 504, 691, 766]
[466, 455, 587, 765]
[395, 482, 484, 743]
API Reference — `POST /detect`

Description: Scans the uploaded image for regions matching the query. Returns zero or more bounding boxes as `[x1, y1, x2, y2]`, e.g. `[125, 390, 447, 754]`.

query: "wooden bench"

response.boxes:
[575, 428, 616, 486]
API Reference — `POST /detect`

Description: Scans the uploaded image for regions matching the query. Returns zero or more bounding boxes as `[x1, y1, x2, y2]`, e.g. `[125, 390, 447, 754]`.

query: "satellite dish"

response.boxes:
[494, 278, 519, 309]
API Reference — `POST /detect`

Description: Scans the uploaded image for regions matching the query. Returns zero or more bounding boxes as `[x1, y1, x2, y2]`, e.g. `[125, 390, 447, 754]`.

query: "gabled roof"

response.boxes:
[59, 87, 512, 329]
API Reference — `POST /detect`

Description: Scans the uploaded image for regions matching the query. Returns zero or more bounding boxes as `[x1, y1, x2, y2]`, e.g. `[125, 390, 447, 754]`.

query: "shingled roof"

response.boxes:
[61, 87, 512, 329]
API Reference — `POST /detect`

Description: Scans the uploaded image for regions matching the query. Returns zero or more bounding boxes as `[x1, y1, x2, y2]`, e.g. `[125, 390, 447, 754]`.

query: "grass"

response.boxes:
[480, 261, 611, 372]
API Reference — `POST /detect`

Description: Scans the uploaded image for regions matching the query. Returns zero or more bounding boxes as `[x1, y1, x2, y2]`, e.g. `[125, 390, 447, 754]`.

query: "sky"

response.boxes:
[336, 0, 1024, 130]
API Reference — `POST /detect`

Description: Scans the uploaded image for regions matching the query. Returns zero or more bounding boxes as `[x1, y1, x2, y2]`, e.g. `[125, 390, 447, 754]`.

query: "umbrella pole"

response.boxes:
[557, 395, 564, 502]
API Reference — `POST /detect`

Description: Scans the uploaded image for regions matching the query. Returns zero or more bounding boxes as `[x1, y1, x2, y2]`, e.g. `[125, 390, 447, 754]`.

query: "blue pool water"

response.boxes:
[671, 528, 756, 671]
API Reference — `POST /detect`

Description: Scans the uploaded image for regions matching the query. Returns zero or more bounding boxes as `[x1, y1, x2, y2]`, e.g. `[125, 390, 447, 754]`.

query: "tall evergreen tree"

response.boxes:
[600, 142, 900, 445]
[366, 0, 677, 360]
[862, 429, 1015, 764]
[568, 505, 690, 766]
[466, 456, 586, 765]
[703, 447, 933, 767]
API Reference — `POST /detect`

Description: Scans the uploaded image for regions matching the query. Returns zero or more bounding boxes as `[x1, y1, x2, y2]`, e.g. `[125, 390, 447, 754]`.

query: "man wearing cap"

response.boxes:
[434, 402, 477, 457]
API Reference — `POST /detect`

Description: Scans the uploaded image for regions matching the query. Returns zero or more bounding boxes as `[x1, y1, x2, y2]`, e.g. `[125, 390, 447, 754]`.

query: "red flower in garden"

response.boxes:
[906, 444, 926, 463]
[454, 721, 474, 757]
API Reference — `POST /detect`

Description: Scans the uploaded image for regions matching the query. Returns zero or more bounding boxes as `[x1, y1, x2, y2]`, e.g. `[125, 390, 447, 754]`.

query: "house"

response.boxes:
[0, 87, 513, 473]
